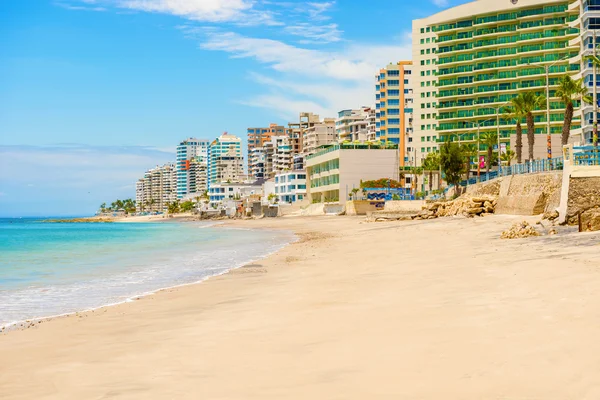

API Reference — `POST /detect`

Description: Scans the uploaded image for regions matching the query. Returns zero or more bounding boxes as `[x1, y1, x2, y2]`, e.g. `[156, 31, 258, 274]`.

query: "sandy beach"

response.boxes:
[2, 215, 600, 399]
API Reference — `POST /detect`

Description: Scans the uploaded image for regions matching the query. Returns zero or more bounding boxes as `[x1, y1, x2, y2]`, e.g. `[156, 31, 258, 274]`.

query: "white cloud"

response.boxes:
[431, 0, 449, 7]
[304, 1, 335, 21]
[183, 27, 411, 117]
[55, 1, 107, 11]
[195, 30, 411, 82]
[284, 22, 342, 43]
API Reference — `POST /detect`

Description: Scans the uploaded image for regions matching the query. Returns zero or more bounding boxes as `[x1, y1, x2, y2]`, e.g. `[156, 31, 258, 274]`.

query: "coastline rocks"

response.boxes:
[501, 221, 541, 239]
[366, 194, 499, 222]
[415, 194, 498, 220]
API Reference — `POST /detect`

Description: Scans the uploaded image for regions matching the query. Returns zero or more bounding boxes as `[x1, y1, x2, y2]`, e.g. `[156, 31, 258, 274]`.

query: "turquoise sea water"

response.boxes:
[0, 218, 293, 327]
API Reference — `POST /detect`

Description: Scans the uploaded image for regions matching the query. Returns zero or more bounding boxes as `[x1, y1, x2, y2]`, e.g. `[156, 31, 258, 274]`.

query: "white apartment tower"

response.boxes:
[208, 133, 244, 187]
[176, 138, 210, 199]
[336, 107, 372, 143]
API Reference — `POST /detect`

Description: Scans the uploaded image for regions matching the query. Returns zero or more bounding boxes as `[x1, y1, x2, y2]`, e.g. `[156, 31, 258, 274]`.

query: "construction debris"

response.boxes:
[500, 221, 541, 239]
[414, 195, 498, 220]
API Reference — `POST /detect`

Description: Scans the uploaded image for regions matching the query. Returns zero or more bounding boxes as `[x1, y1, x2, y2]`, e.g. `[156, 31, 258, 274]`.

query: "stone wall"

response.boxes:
[495, 172, 562, 215]
[383, 200, 427, 213]
[464, 179, 502, 197]
[345, 200, 384, 216]
[566, 177, 600, 224]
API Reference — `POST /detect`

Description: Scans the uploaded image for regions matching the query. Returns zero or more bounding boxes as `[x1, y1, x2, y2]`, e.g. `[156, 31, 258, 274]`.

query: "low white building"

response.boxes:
[274, 171, 307, 203]
[208, 182, 262, 204]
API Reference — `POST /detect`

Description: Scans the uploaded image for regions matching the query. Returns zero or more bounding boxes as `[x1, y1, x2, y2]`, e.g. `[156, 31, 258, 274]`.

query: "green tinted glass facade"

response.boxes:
[434, 2, 582, 144]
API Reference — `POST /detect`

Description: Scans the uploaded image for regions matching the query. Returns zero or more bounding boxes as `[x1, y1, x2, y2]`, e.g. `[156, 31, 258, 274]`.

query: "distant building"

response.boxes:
[336, 107, 373, 143]
[274, 170, 307, 203]
[247, 123, 288, 179]
[376, 61, 414, 167]
[208, 133, 244, 187]
[248, 147, 267, 180]
[208, 181, 263, 204]
[302, 116, 337, 157]
[306, 143, 399, 203]
[136, 163, 177, 213]
[176, 138, 210, 199]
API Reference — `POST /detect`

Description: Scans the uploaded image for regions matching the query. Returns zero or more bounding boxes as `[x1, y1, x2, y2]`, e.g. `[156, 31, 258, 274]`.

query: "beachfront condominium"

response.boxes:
[176, 138, 210, 199]
[274, 170, 307, 203]
[573, 0, 600, 144]
[376, 62, 414, 167]
[136, 163, 177, 213]
[247, 123, 288, 177]
[288, 112, 322, 159]
[248, 147, 267, 180]
[208, 133, 244, 187]
[412, 0, 587, 167]
[301, 115, 337, 157]
[306, 143, 400, 203]
[336, 107, 375, 143]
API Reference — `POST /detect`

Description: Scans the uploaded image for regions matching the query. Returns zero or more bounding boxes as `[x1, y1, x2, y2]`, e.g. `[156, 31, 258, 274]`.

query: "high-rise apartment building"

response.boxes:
[247, 123, 287, 177]
[412, 0, 585, 166]
[208, 133, 244, 187]
[573, 0, 600, 144]
[301, 116, 337, 157]
[136, 163, 177, 213]
[248, 147, 267, 180]
[375, 62, 414, 167]
[176, 138, 210, 199]
[336, 107, 372, 143]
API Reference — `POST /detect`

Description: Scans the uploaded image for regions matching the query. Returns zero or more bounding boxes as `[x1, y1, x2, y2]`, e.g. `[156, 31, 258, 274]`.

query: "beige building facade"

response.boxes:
[306, 145, 400, 203]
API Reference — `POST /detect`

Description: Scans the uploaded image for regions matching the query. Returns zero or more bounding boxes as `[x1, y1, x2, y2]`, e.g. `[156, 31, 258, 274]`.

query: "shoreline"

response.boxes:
[0, 222, 296, 333]
[2, 215, 600, 399]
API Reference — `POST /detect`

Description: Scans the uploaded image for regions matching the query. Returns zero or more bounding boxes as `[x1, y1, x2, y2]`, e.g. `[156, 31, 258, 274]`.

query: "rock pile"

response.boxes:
[414, 195, 498, 220]
[500, 221, 541, 239]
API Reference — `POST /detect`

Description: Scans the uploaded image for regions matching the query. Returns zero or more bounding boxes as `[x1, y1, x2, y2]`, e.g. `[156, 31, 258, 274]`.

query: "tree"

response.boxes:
[461, 143, 477, 181]
[501, 149, 516, 166]
[481, 132, 498, 173]
[422, 152, 440, 192]
[180, 200, 195, 212]
[505, 97, 527, 164]
[100, 203, 107, 213]
[350, 188, 360, 200]
[267, 193, 277, 203]
[440, 141, 466, 189]
[167, 201, 180, 214]
[555, 75, 592, 145]
[521, 91, 546, 161]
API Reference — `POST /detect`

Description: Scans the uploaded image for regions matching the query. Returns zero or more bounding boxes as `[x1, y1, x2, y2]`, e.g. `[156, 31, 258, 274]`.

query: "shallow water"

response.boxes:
[0, 218, 293, 327]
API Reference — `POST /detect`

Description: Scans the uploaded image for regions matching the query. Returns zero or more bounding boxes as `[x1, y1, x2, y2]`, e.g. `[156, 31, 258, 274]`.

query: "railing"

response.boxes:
[456, 157, 564, 187]
[572, 146, 600, 166]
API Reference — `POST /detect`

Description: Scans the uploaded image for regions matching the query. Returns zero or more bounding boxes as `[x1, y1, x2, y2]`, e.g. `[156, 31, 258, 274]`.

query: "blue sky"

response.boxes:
[0, 0, 470, 216]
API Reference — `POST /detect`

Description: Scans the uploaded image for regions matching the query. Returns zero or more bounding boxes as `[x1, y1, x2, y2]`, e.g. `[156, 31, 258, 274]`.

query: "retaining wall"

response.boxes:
[345, 200, 384, 216]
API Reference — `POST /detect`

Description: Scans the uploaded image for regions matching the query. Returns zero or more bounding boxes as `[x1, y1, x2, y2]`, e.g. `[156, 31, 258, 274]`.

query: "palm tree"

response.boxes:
[505, 97, 527, 164]
[555, 75, 593, 145]
[481, 132, 498, 173]
[461, 143, 477, 182]
[501, 149, 516, 166]
[521, 91, 546, 162]
[422, 152, 440, 192]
